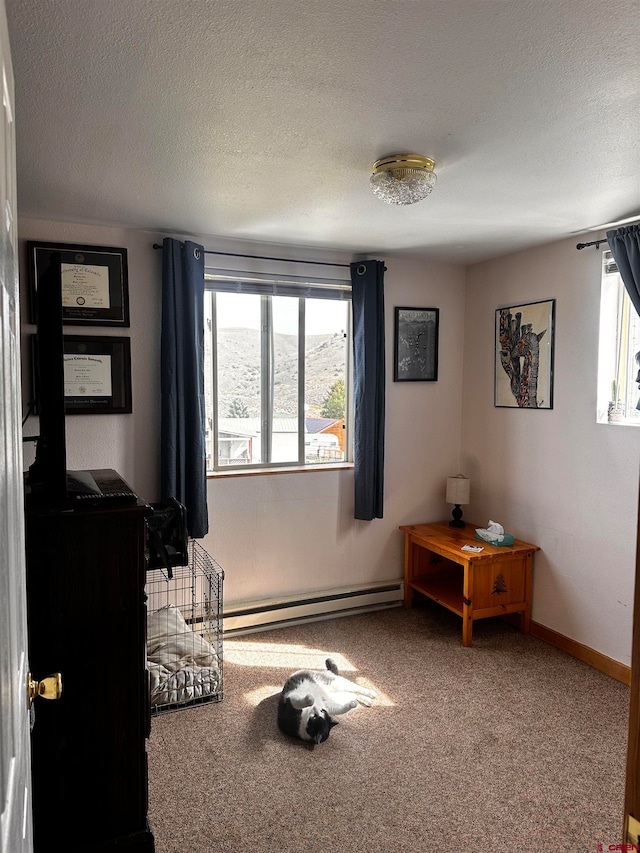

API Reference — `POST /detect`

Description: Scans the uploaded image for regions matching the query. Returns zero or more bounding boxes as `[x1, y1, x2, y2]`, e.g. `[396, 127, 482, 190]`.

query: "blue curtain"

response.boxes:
[351, 260, 386, 520]
[160, 238, 209, 538]
[607, 224, 640, 315]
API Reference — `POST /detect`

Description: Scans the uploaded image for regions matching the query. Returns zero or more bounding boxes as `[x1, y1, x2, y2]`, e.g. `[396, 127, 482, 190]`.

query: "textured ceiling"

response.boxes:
[5, 0, 640, 263]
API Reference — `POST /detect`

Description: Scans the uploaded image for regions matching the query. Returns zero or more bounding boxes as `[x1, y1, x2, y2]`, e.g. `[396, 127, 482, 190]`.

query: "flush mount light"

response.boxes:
[370, 154, 437, 205]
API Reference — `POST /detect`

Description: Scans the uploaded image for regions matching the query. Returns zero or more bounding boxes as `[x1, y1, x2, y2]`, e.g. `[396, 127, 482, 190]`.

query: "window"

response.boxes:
[204, 270, 352, 472]
[597, 250, 640, 425]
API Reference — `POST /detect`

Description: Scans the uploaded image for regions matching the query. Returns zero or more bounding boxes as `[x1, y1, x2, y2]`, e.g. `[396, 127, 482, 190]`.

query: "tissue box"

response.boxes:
[475, 532, 514, 547]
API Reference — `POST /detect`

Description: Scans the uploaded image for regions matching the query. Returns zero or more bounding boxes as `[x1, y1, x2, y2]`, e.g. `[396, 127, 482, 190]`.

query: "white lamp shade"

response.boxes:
[446, 474, 470, 505]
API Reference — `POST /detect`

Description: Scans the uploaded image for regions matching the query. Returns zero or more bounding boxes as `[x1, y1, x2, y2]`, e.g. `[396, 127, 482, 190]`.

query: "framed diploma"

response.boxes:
[31, 335, 132, 414]
[27, 240, 130, 326]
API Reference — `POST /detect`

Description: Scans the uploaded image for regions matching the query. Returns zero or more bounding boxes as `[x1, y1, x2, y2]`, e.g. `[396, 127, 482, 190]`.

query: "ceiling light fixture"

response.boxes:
[370, 154, 436, 206]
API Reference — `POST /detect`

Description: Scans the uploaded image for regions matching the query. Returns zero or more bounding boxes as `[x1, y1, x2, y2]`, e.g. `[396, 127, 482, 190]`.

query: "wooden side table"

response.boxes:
[399, 521, 539, 647]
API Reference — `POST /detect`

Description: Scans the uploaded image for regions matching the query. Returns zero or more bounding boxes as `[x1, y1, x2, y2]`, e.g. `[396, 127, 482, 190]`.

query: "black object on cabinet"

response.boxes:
[25, 477, 155, 852]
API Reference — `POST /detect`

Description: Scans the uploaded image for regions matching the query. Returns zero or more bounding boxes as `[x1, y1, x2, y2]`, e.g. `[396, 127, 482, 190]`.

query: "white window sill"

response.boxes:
[207, 462, 354, 479]
[596, 417, 640, 427]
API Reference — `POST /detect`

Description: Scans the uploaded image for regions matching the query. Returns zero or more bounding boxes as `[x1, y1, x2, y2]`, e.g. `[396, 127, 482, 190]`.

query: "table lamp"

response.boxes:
[446, 474, 470, 528]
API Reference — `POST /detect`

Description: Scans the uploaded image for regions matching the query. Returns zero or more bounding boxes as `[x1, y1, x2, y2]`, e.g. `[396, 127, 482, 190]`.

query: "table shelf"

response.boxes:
[410, 574, 464, 617]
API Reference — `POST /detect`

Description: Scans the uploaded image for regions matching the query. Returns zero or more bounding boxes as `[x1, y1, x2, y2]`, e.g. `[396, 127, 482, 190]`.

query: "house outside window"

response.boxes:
[597, 250, 640, 425]
[204, 270, 352, 472]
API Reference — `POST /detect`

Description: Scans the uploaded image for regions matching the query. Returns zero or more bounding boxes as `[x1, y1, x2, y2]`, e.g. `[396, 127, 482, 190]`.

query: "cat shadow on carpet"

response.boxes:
[246, 692, 323, 752]
[245, 691, 298, 750]
[245, 692, 317, 751]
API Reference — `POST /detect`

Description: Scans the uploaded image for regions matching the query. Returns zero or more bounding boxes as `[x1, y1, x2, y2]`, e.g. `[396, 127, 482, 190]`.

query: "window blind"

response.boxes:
[204, 268, 352, 301]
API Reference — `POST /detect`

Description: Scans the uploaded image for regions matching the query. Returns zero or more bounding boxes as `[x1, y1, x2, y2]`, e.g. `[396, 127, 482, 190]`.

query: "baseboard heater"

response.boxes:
[223, 580, 404, 636]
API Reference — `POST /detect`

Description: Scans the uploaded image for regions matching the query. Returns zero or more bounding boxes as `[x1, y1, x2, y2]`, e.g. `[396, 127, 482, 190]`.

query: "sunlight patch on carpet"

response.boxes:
[243, 685, 281, 705]
[223, 639, 396, 707]
[352, 677, 395, 707]
[224, 640, 356, 671]
[242, 681, 395, 707]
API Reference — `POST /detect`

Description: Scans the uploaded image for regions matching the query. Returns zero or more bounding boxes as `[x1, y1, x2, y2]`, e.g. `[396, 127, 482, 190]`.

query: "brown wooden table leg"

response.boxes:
[462, 564, 473, 646]
[462, 608, 473, 646]
[403, 534, 413, 608]
[520, 554, 533, 633]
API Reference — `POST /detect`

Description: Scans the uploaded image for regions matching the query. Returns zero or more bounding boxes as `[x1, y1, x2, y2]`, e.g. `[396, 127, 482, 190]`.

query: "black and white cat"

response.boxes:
[277, 658, 377, 745]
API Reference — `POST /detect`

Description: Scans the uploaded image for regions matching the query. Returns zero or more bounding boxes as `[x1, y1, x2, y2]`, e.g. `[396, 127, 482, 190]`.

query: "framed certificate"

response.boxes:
[27, 240, 129, 326]
[31, 335, 132, 414]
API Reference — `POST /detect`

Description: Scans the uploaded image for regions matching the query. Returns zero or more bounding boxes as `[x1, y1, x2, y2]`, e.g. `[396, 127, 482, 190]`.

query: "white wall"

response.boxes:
[22, 216, 636, 664]
[19, 219, 163, 501]
[207, 255, 467, 603]
[18, 218, 467, 606]
[462, 234, 640, 665]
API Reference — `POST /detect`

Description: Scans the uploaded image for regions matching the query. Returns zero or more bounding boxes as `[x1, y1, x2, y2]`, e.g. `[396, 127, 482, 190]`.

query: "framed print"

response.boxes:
[32, 335, 132, 414]
[495, 299, 555, 409]
[28, 240, 129, 326]
[394, 307, 439, 381]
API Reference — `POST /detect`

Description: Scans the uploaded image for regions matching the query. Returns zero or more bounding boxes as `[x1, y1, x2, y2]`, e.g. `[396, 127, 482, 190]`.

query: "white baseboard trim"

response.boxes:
[223, 580, 404, 637]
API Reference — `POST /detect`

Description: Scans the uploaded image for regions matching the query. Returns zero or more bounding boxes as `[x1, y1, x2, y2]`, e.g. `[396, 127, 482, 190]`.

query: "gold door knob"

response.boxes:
[27, 672, 62, 709]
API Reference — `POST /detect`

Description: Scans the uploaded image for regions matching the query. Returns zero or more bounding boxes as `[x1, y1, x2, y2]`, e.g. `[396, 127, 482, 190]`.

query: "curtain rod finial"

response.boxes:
[576, 238, 609, 251]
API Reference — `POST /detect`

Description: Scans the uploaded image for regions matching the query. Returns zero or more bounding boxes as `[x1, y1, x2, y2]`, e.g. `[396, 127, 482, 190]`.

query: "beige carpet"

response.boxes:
[147, 602, 629, 853]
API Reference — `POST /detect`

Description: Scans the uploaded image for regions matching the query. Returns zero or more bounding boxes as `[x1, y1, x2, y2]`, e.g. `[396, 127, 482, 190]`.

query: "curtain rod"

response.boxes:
[152, 243, 350, 268]
[576, 238, 609, 250]
[576, 218, 640, 250]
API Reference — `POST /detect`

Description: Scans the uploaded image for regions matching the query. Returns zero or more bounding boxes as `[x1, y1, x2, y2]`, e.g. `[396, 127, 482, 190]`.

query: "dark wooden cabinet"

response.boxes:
[25, 484, 154, 852]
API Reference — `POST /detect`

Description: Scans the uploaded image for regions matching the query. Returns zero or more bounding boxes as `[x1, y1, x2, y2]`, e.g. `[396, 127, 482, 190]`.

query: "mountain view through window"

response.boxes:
[204, 291, 350, 470]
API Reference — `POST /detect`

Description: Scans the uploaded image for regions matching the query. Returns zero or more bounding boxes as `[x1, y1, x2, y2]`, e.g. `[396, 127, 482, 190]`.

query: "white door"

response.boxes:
[0, 0, 33, 849]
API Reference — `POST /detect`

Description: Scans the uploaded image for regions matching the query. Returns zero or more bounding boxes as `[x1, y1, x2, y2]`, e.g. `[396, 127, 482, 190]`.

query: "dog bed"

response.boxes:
[147, 604, 221, 707]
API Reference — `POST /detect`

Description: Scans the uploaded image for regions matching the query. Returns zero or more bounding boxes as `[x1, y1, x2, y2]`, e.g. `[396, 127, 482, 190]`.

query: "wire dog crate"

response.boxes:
[145, 539, 224, 715]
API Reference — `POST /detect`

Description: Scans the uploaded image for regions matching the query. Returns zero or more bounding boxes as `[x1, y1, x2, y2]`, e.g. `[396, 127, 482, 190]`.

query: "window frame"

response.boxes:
[596, 250, 640, 426]
[204, 271, 353, 474]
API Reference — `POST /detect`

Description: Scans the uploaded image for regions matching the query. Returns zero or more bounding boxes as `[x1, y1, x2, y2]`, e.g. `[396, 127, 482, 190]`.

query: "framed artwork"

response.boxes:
[394, 307, 439, 382]
[32, 334, 132, 414]
[27, 240, 129, 326]
[495, 298, 555, 409]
